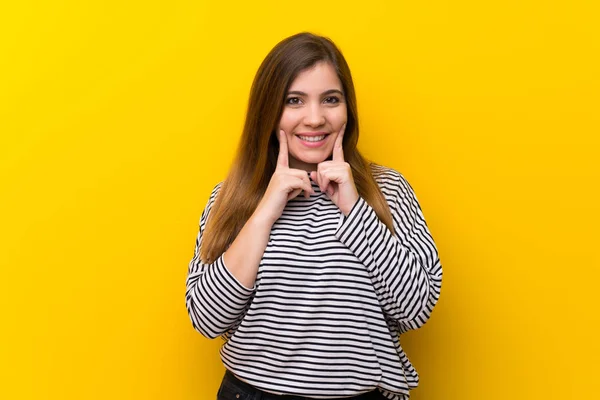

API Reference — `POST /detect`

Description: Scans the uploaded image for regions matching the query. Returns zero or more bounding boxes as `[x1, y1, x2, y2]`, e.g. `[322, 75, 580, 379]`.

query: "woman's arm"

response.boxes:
[335, 169, 443, 332]
[185, 183, 273, 339]
[186, 132, 315, 339]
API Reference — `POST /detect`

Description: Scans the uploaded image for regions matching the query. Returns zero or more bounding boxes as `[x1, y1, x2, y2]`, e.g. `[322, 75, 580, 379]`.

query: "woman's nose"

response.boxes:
[303, 104, 326, 127]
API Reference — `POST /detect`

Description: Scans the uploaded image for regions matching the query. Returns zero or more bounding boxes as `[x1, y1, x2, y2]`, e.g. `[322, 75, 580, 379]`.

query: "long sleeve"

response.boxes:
[334, 169, 442, 333]
[185, 183, 255, 339]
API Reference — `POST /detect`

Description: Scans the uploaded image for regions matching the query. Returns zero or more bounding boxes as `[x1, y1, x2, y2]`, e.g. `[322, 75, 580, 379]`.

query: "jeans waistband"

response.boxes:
[223, 370, 383, 400]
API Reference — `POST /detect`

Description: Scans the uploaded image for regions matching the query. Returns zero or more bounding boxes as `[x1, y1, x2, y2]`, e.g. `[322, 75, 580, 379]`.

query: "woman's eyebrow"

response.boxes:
[287, 89, 345, 96]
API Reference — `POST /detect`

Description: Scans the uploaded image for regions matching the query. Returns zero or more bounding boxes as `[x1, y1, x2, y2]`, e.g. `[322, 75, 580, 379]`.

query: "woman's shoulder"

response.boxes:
[201, 181, 224, 212]
[369, 163, 404, 184]
[368, 163, 418, 199]
[209, 181, 224, 197]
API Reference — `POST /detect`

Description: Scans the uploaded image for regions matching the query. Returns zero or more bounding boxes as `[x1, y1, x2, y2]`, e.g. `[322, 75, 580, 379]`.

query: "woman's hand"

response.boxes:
[254, 130, 315, 226]
[310, 124, 359, 216]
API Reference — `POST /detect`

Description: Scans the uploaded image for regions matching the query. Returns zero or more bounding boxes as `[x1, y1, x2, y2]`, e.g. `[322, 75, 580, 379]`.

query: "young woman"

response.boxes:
[185, 32, 443, 400]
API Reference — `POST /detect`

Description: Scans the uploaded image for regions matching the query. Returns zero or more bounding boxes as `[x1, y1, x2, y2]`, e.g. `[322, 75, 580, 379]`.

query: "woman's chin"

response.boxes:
[301, 154, 330, 163]
[289, 152, 330, 170]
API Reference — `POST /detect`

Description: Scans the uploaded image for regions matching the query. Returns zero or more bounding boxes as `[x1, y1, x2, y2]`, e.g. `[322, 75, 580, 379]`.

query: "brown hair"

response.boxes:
[201, 32, 394, 263]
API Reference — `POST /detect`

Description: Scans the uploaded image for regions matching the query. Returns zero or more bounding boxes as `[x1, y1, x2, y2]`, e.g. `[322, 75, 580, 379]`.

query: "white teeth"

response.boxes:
[298, 135, 325, 142]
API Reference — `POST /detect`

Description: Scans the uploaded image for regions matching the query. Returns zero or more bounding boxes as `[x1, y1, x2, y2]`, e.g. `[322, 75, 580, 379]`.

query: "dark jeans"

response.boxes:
[217, 370, 386, 400]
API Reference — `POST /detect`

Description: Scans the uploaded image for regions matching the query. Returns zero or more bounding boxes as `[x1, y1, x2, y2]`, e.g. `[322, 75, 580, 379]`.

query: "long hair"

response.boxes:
[200, 32, 394, 263]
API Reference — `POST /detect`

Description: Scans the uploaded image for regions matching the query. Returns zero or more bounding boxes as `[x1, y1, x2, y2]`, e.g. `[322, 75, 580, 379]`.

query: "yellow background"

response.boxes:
[1, 1, 598, 399]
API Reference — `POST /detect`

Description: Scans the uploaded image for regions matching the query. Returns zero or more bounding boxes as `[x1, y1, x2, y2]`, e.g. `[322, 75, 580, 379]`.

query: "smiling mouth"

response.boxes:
[297, 135, 327, 142]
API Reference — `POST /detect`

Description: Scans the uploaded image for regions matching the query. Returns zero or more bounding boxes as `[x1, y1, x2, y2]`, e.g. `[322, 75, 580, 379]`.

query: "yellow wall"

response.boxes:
[1, 1, 598, 399]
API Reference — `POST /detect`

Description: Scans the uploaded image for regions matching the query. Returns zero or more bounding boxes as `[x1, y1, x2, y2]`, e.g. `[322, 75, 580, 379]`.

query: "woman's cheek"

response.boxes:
[279, 113, 298, 133]
[331, 108, 347, 128]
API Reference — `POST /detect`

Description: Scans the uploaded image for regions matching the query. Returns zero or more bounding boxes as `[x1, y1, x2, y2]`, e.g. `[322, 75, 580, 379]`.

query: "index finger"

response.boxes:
[332, 123, 347, 162]
[277, 130, 289, 168]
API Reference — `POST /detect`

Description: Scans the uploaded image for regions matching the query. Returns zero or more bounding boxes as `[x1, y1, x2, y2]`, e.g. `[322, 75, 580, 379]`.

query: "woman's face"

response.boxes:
[277, 61, 348, 171]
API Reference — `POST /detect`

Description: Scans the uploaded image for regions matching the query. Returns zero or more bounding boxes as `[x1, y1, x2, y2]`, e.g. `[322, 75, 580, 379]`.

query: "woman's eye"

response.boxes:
[286, 97, 301, 105]
[324, 96, 340, 104]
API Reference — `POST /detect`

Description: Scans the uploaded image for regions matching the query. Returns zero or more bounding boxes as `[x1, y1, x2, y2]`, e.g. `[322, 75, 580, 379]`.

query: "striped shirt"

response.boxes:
[185, 164, 442, 400]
